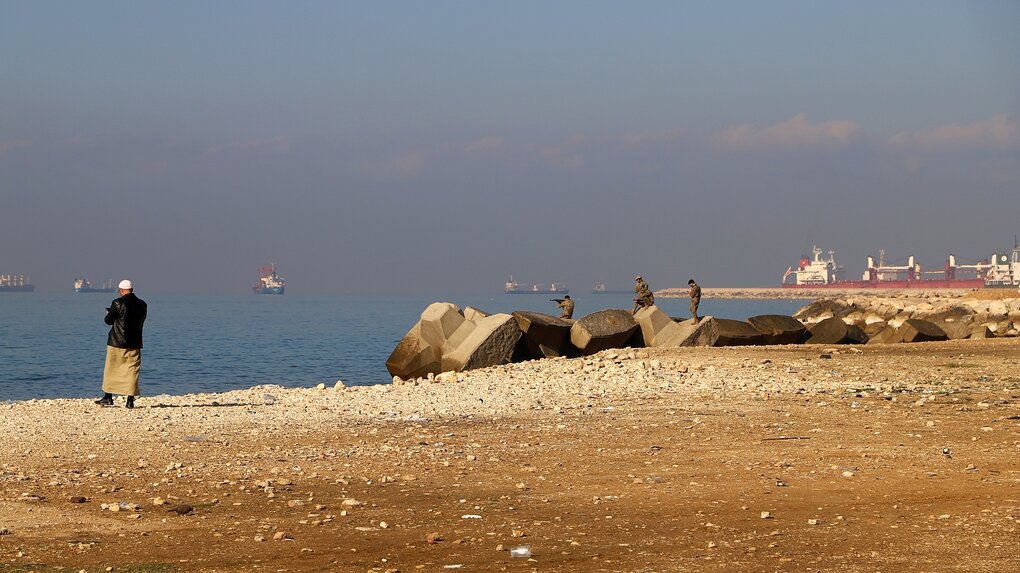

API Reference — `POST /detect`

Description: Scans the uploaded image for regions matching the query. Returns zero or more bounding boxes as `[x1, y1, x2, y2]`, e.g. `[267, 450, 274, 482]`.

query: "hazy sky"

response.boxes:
[2, 1, 1018, 294]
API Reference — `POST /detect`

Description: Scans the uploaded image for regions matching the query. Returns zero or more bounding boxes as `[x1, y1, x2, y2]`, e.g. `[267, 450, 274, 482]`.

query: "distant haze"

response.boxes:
[2, 2, 1018, 295]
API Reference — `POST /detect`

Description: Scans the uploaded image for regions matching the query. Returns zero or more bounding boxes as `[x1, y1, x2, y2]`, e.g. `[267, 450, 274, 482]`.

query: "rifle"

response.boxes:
[550, 298, 565, 303]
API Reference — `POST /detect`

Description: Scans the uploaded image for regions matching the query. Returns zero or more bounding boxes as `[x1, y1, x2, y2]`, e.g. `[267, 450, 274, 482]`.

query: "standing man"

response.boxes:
[632, 275, 654, 314]
[96, 279, 147, 408]
[688, 278, 702, 322]
[556, 294, 575, 319]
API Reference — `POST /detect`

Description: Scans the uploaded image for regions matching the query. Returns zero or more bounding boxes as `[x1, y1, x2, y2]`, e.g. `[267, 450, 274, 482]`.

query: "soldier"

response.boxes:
[688, 278, 702, 322]
[632, 275, 654, 314]
[555, 295, 574, 319]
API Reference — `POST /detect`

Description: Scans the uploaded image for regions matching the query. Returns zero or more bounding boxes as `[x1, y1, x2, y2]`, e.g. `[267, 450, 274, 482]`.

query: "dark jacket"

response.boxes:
[105, 292, 147, 349]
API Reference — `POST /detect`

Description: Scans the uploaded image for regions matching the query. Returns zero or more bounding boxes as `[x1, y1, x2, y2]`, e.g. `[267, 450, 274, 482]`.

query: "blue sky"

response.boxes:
[2, 1, 1018, 294]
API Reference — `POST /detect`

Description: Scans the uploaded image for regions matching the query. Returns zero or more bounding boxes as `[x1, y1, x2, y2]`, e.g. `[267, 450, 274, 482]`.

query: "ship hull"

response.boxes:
[781, 279, 985, 289]
[591, 290, 630, 294]
[0, 285, 35, 292]
[254, 286, 285, 295]
[75, 287, 116, 293]
[506, 289, 570, 295]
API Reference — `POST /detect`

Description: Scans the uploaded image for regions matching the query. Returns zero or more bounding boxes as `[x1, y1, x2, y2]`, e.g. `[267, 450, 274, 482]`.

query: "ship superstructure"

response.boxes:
[74, 277, 116, 293]
[782, 243, 1016, 289]
[253, 264, 286, 295]
[0, 274, 34, 292]
[505, 277, 569, 295]
[591, 282, 630, 294]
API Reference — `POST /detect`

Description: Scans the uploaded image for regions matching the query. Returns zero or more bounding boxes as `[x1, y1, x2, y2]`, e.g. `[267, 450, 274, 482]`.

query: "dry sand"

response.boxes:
[2, 336, 1018, 572]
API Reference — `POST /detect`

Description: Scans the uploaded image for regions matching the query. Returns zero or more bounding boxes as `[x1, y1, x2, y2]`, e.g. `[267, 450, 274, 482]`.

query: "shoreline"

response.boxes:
[654, 286, 996, 299]
[2, 338, 1017, 571]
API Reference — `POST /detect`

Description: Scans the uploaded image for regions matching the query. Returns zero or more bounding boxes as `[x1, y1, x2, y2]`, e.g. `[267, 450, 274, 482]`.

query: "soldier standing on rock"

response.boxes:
[632, 275, 654, 314]
[555, 295, 574, 319]
[688, 278, 702, 322]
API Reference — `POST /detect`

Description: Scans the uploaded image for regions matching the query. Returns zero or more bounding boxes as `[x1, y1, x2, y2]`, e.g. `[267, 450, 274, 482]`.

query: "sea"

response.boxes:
[0, 293, 810, 402]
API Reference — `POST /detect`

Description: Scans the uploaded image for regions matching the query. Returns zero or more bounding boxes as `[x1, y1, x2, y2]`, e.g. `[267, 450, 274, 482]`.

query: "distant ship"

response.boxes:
[0, 274, 34, 292]
[591, 282, 630, 294]
[253, 264, 286, 295]
[74, 277, 116, 293]
[505, 276, 569, 295]
[781, 244, 1017, 289]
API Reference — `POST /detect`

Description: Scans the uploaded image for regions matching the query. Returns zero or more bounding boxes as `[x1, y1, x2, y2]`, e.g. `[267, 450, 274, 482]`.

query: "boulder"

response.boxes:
[634, 305, 688, 347]
[570, 309, 639, 355]
[936, 320, 972, 340]
[674, 317, 720, 347]
[512, 311, 573, 359]
[793, 299, 854, 324]
[386, 323, 442, 379]
[898, 319, 948, 343]
[747, 315, 807, 345]
[866, 324, 903, 345]
[863, 321, 888, 337]
[442, 313, 522, 372]
[804, 317, 852, 344]
[970, 325, 993, 339]
[845, 324, 869, 344]
[712, 318, 765, 346]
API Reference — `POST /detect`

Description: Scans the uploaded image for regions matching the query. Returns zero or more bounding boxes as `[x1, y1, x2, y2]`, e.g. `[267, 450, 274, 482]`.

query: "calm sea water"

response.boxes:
[0, 293, 809, 401]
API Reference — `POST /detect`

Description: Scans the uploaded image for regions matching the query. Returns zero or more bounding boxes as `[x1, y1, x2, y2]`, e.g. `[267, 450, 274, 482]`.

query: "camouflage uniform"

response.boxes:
[632, 278, 654, 313]
[557, 297, 575, 319]
[689, 280, 702, 321]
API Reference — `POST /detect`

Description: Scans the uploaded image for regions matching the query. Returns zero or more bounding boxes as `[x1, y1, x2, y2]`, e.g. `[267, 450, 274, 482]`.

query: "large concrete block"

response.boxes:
[420, 302, 467, 348]
[513, 311, 573, 359]
[936, 320, 971, 340]
[898, 319, 948, 343]
[674, 317, 720, 347]
[747, 315, 807, 345]
[570, 309, 639, 355]
[442, 313, 522, 372]
[845, 324, 869, 344]
[385, 323, 442, 379]
[804, 317, 851, 344]
[634, 305, 687, 347]
[713, 318, 766, 346]
[866, 324, 903, 345]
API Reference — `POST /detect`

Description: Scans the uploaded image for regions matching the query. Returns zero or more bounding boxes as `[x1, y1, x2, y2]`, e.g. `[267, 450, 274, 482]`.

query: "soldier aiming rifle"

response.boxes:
[550, 295, 574, 319]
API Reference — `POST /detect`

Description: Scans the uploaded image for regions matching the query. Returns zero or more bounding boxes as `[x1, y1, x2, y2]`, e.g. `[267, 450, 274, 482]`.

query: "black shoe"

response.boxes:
[125, 397, 135, 409]
[95, 396, 114, 406]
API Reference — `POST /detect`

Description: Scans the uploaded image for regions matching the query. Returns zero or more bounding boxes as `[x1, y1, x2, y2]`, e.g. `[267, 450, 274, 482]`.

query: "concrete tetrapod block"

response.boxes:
[673, 317, 720, 347]
[386, 322, 442, 379]
[463, 306, 490, 321]
[634, 305, 687, 347]
[804, 317, 851, 344]
[747, 315, 807, 345]
[712, 318, 766, 346]
[937, 321, 972, 340]
[844, 324, 869, 344]
[898, 319, 948, 343]
[420, 302, 468, 348]
[570, 309, 639, 355]
[441, 313, 523, 372]
[512, 311, 573, 359]
[866, 324, 904, 345]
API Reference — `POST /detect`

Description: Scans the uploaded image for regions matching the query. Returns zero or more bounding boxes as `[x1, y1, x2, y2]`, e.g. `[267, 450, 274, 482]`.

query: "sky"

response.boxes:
[2, 1, 1018, 295]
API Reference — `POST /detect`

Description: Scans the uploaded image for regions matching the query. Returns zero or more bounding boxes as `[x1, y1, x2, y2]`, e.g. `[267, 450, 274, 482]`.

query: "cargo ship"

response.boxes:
[505, 277, 569, 295]
[74, 277, 116, 293]
[591, 282, 630, 294]
[0, 274, 34, 292]
[781, 245, 1016, 289]
[253, 264, 286, 295]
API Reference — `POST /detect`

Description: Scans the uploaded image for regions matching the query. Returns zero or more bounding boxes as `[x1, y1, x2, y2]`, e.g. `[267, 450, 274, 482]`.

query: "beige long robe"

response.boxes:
[102, 346, 141, 396]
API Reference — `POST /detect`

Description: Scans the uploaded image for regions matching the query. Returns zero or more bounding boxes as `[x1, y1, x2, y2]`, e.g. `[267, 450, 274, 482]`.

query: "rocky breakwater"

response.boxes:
[794, 292, 1020, 341]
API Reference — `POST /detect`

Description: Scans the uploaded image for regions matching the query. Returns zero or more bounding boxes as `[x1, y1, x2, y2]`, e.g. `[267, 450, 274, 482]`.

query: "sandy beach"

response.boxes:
[2, 336, 1018, 572]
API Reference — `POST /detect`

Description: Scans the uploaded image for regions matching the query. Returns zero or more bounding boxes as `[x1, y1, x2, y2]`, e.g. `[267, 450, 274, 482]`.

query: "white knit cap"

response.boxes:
[118, 279, 133, 290]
